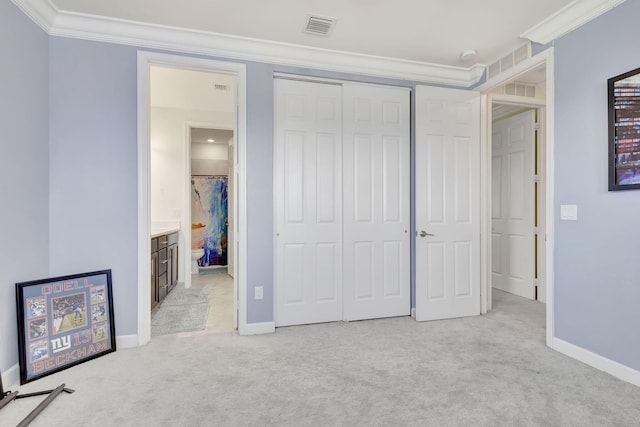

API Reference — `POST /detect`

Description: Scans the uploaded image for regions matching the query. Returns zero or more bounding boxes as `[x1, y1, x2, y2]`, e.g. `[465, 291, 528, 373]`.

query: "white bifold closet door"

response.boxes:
[274, 79, 343, 327]
[342, 83, 410, 321]
[274, 79, 410, 327]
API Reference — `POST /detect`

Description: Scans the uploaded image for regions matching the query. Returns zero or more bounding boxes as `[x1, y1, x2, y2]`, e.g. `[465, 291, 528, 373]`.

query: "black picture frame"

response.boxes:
[608, 66, 640, 191]
[16, 269, 116, 384]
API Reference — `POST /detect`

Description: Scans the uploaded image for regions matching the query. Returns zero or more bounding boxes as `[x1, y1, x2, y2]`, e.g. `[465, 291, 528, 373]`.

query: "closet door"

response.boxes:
[342, 84, 411, 321]
[274, 79, 343, 327]
[414, 85, 481, 321]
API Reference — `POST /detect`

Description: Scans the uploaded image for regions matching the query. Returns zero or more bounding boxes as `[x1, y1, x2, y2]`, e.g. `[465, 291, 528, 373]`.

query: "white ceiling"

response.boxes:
[50, 0, 578, 67]
[191, 128, 234, 145]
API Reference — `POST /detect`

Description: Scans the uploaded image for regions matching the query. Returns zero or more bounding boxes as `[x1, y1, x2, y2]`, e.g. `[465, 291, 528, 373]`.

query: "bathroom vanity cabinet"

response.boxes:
[151, 231, 179, 309]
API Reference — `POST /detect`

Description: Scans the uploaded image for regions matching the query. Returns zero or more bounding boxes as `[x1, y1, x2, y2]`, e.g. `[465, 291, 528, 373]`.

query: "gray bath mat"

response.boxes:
[161, 284, 210, 307]
[151, 285, 210, 336]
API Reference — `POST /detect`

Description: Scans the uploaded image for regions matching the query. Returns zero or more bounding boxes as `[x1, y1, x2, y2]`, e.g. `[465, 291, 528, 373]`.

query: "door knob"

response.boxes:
[419, 230, 435, 237]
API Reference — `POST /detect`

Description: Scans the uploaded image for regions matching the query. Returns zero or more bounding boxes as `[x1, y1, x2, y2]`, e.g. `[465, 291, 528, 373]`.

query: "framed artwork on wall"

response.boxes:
[16, 269, 116, 384]
[608, 66, 640, 190]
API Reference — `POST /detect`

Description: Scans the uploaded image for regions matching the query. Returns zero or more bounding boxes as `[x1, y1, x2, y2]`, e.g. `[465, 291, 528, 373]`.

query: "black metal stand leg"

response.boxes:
[0, 374, 17, 410]
[15, 387, 74, 399]
[17, 384, 66, 427]
[0, 370, 74, 426]
[0, 391, 19, 410]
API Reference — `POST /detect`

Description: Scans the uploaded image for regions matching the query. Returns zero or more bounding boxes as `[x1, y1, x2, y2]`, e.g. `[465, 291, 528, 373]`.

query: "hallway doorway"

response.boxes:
[478, 48, 554, 346]
[491, 108, 540, 301]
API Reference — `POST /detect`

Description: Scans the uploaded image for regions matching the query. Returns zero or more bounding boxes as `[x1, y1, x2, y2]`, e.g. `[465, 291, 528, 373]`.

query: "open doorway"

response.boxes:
[490, 106, 542, 302]
[478, 48, 555, 346]
[188, 126, 236, 333]
[189, 127, 234, 277]
[149, 67, 237, 334]
[137, 52, 248, 345]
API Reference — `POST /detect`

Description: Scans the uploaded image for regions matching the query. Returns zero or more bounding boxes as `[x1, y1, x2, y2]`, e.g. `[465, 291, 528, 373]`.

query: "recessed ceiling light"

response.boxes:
[207, 139, 215, 143]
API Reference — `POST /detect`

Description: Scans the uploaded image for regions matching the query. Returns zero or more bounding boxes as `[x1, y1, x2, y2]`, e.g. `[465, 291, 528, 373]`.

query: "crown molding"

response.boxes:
[11, 0, 484, 87]
[10, 0, 56, 32]
[521, 0, 626, 44]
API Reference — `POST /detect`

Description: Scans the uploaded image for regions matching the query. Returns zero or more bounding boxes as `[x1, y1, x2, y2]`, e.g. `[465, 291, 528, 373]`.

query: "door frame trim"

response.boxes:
[477, 47, 555, 347]
[137, 51, 248, 344]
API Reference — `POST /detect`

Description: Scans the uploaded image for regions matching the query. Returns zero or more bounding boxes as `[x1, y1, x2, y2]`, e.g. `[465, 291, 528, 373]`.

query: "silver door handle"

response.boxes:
[419, 230, 435, 237]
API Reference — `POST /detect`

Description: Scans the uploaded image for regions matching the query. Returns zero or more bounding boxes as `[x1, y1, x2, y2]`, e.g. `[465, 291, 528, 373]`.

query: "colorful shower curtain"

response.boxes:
[191, 176, 228, 267]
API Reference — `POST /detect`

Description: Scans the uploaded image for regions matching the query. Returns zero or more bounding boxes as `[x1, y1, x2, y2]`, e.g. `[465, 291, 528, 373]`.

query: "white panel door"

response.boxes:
[491, 110, 535, 299]
[415, 86, 481, 321]
[274, 79, 343, 327]
[342, 83, 410, 321]
[228, 143, 235, 279]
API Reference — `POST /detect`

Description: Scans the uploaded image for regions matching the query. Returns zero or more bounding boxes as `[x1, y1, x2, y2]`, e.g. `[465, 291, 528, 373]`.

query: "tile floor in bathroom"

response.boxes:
[187, 271, 236, 335]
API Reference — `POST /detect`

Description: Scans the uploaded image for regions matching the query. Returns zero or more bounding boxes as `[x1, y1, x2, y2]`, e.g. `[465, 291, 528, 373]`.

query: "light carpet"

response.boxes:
[151, 284, 210, 336]
[3, 291, 640, 426]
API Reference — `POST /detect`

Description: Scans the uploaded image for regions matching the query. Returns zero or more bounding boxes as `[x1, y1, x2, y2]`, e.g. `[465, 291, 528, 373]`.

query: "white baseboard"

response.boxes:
[1, 363, 20, 389]
[116, 334, 139, 349]
[411, 308, 416, 318]
[552, 338, 640, 388]
[239, 321, 275, 336]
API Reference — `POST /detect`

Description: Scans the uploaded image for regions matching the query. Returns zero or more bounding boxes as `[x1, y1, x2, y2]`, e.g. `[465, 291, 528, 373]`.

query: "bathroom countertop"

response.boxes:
[151, 226, 180, 238]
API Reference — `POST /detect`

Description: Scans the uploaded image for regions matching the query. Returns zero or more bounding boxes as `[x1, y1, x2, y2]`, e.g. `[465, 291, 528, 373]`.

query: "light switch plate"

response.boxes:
[560, 204, 578, 221]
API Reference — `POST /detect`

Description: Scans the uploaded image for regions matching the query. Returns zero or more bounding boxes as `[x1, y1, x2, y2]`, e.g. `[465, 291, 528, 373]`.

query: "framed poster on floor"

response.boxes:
[16, 269, 116, 384]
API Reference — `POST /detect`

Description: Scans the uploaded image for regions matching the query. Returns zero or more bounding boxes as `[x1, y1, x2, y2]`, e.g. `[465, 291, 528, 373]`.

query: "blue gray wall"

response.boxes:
[554, 0, 640, 371]
[48, 38, 140, 334]
[245, 62, 276, 323]
[0, 0, 50, 373]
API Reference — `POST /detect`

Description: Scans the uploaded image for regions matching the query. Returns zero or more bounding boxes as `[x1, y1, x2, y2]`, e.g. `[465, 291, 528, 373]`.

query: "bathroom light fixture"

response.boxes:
[207, 138, 215, 143]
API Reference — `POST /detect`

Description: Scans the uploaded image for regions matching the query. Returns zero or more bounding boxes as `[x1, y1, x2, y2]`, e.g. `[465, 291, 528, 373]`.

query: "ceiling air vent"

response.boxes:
[487, 42, 532, 80]
[303, 15, 336, 36]
[503, 82, 537, 98]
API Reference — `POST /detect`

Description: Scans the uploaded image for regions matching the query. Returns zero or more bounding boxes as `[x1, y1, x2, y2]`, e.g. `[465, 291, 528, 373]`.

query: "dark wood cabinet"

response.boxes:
[167, 232, 179, 292]
[151, 231, 179, 309]
[157, 247, 168, 301]
[151, 250, 159, 309]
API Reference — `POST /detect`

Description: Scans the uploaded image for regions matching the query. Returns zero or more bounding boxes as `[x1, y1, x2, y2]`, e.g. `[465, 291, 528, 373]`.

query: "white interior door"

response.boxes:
[274, 79, 343, 327]
[491, 110, 535, 299]
[415, 85, 481, 321]
[342, 83, 410, 321]
[228, 143, 235, 278]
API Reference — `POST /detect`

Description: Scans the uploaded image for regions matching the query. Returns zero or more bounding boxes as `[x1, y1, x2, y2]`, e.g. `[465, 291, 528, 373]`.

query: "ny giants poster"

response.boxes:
[16, 270, 116, 384]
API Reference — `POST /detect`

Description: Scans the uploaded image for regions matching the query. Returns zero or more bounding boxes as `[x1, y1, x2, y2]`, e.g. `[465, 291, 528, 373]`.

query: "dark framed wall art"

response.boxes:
[16, 269, 116, 384]
[608, 66, 640, 190]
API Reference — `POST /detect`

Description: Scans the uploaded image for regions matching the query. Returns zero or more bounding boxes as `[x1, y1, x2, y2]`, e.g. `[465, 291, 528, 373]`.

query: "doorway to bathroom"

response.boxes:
[189, 127, 234, 275]
[149, 68, 238, 335]
[138, 52, 247, 344]
[188, 126, 236, 333]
